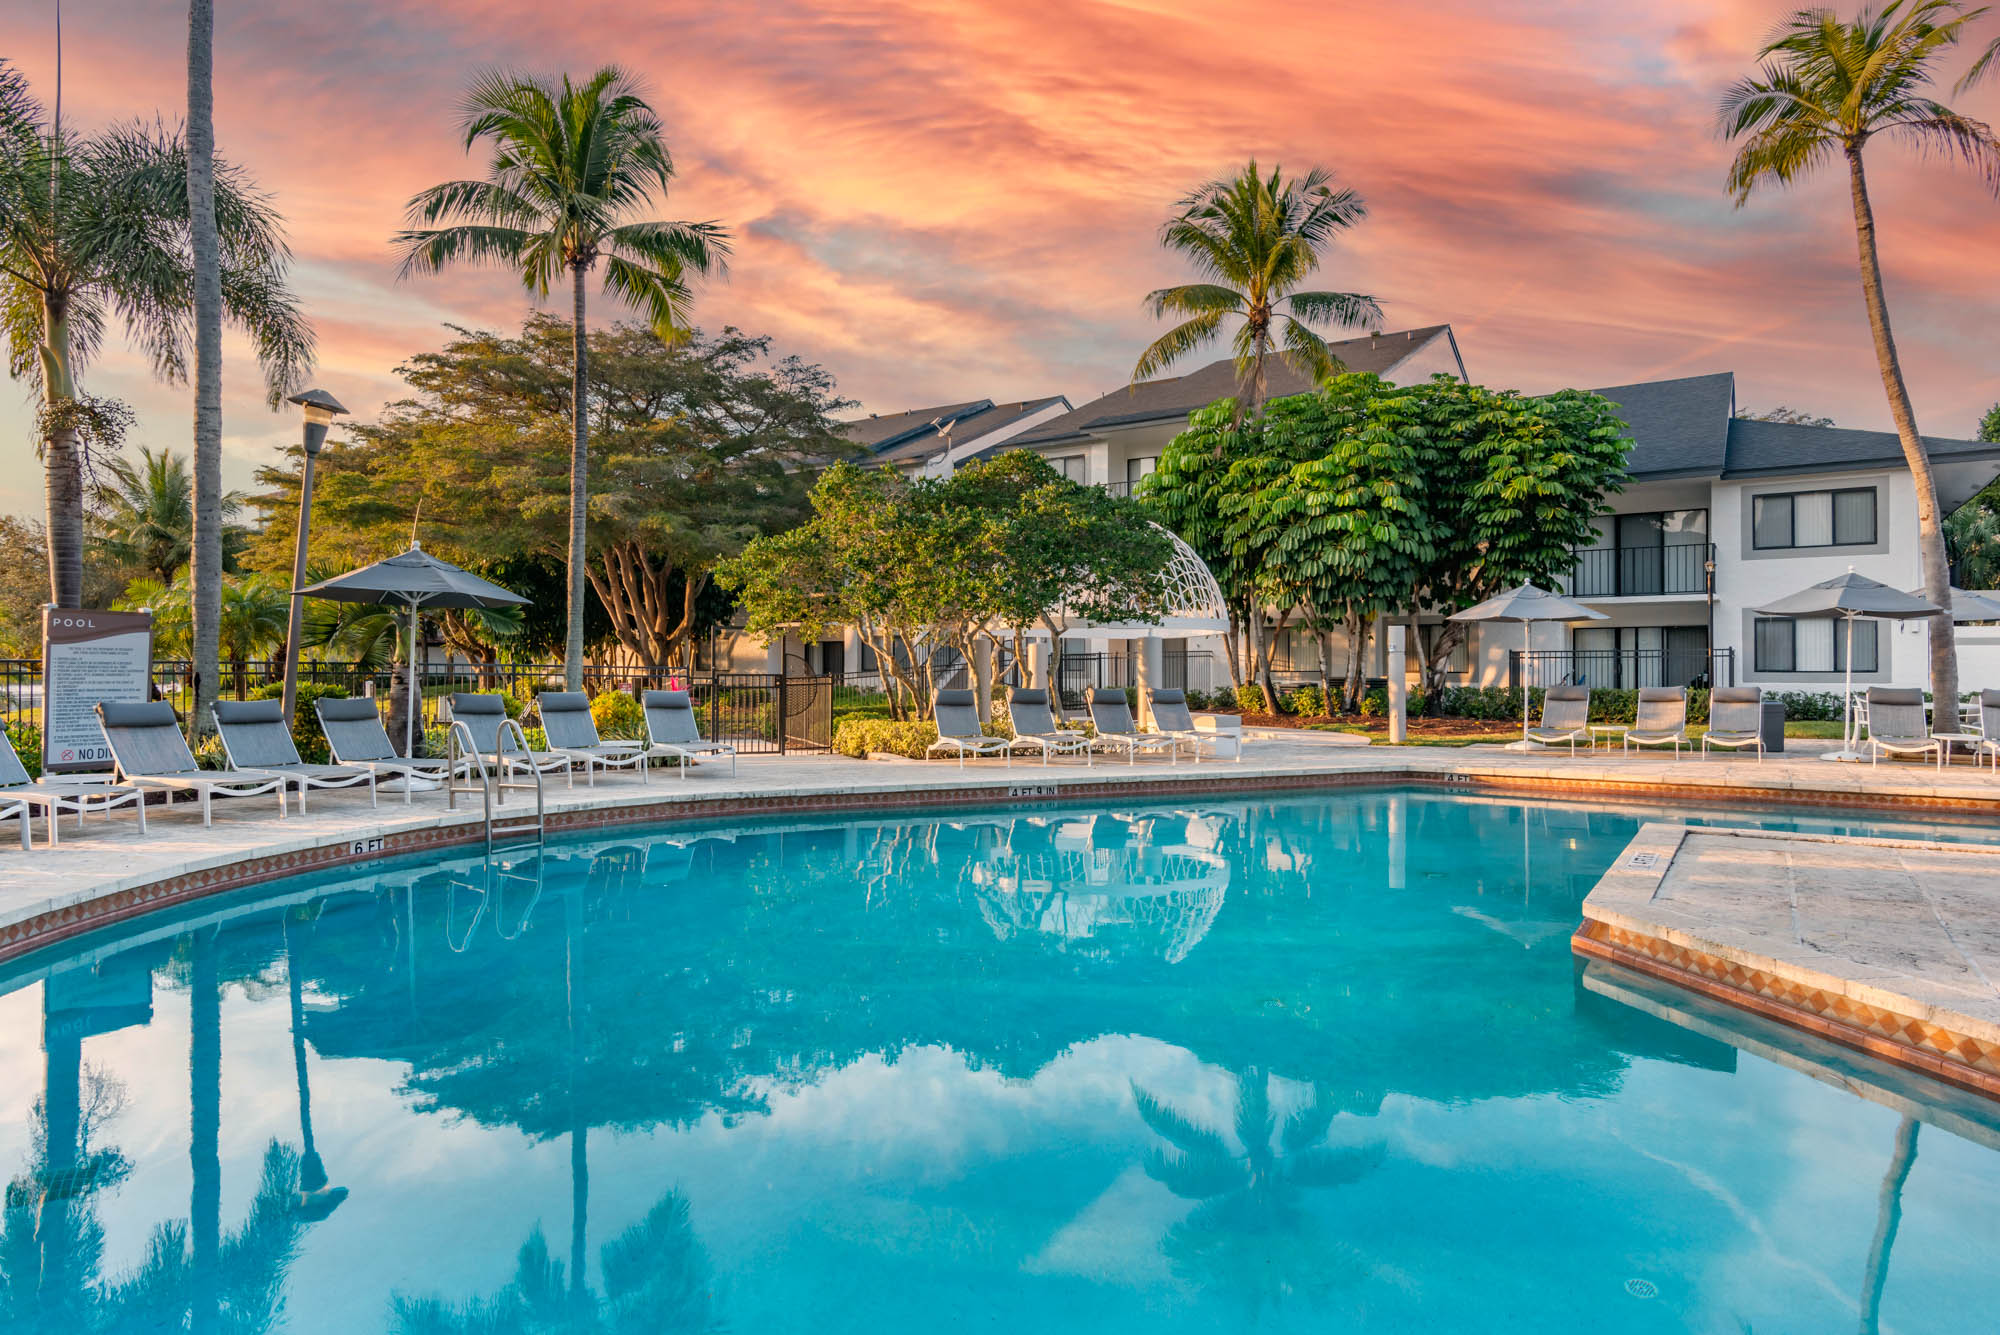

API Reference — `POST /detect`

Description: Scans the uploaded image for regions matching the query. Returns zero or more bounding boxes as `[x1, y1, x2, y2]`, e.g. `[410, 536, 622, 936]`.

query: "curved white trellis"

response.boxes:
[1029, 524, 1230, 639]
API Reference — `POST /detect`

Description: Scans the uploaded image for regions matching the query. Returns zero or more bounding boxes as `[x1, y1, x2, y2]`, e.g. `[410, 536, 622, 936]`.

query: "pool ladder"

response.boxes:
[445, 718, 546, 854]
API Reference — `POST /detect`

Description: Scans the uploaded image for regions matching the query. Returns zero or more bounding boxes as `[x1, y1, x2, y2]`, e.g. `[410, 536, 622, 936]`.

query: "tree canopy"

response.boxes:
[1146, 374, 1630, 708]
[719, 454, 1174, 718]
[252, 316, 849, 671]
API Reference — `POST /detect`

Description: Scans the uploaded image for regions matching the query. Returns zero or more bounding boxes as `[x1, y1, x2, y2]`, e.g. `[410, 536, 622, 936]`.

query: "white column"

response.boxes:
[973, 638, 993, 722]
[1386, 624, 1407, 745]
[1136, 637, 1164, 727]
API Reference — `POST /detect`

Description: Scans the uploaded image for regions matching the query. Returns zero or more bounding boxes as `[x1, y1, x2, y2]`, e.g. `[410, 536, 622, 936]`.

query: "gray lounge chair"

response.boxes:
[928, 689, 1012, 767]
[96, 701, 288, 826]
[1702, 686, 1765, 761]
[1087, 687, 1179, 765]
[1624, 687, 1690, 757]
[1148, 688, 1236, 764]
[1976, 690, 2000, 771]
[1864, 687, 1939, 765]
[1525, 686, 1591, 754]
[0, 723, 148, 848]
[1004, 688, 1092, 766]
[536, 691, 649, 785]
[448, 694, 577, 784]
[639, 690, 738, 778]
[316, 696, 470, 803]
[213, 699, 377, 811]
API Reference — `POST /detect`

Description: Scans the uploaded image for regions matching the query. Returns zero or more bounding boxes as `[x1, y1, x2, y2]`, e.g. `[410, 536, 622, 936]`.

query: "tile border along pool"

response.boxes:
[1576, 823, 2000, 1101]
[6, 738, 2000, 1103]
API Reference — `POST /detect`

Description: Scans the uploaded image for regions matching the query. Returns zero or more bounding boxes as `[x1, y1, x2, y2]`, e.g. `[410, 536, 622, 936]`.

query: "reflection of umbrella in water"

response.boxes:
[298, 543, 529, 756]
[1449, 584, 1607, 751]
[1756, 570, 1940, 761]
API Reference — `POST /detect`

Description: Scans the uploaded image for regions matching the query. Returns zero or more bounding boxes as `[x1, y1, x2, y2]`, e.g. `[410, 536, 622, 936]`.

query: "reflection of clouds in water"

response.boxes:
[964, 813, 1232, 964]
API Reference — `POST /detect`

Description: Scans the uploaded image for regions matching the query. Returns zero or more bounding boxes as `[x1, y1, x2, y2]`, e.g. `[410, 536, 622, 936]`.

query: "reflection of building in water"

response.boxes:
[966, 812, 1230, 963]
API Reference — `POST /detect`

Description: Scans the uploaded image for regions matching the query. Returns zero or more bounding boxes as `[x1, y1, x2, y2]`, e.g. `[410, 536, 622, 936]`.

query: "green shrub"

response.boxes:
[194, 734, 229, 770]
[1234, 684, 1268, 712]
[6, 718, 41, 778]
[833, 716, 1011, 759]
[1182, 688, 1210, 711]
[1358, 686, 1390, 717]
[250, 681, 350, 763]
[1282, 685, 1325, 716]
[1770, 690, 1842, 722]
[590, 689, 646, 740]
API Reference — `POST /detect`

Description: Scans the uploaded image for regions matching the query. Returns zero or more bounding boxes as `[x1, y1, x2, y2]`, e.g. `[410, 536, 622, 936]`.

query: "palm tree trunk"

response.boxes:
[39, 298, 85, 608]
[1846, 147, 1959, 731]
[186, 0, 224, 743]
[1858, 1116, 1919, 1335]
[190, 927, 222, 1335]
[565, 265, 590, 693]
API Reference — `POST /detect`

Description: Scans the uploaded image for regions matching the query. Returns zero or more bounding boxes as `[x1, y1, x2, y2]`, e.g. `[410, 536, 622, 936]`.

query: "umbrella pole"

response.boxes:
[1522, 620, 1532, 747]
[406, 599, 419, 757]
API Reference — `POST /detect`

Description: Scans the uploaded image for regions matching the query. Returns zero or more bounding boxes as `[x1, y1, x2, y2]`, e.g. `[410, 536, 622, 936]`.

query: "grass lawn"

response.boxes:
[1297, 717, 1850, 747]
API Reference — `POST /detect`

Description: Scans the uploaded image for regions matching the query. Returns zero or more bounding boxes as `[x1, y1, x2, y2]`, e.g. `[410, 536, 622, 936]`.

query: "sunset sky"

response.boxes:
[4, 0, 1999, 522]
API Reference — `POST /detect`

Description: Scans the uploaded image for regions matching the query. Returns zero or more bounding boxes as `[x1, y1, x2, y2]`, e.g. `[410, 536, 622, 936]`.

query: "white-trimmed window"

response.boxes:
[1751, 488, 1877, 549]
[1050, 454, 1087, 483]
[1754, 617, 1878, 672]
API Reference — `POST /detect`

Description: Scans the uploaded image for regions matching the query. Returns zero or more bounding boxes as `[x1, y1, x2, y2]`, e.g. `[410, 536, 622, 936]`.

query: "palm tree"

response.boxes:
[394, 68, 729, 692]
[1133, 160, 1381, 419]
[96, 446, 245, 585]
[0, 61, 313, 613]
[1721, 1, 2000, 731]
[186, 0, 226, 749]
[114, 574, 192, 658]
[218, 575, 289, 699]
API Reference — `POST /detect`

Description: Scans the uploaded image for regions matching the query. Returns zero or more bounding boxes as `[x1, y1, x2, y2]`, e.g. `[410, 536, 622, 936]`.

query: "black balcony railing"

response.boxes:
[1563, 543, 1713, 598]
[1510, 647, 1734, 691]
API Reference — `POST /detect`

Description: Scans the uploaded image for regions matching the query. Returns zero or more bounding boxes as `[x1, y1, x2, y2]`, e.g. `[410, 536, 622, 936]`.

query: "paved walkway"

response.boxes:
[1578, 823, 2000, 1096]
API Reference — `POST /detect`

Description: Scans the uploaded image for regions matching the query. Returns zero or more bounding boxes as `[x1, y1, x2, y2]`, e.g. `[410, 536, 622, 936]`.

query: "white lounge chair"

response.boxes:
[1087, 688, 1179, 765]
[1624, 687, 1690, 757]
[1701, 686, 1765, 761]
[535, 691, 649, 786]
[213, 699, 377, 811]
[1525, 686, 1591, 754]
[316, 696, 471, 803]
[96, 701, 288, 826]
[449, 694, 577, 784]
[1975, 690, 2000, 771]
[928, 689, 1012, 767]
[1004, 688, 1092, 766]
[1863, 687, 1939, 765]
[639, 690, 738, 778]
[1148, 688, 1236, 763]
[0, 723, 148, 848]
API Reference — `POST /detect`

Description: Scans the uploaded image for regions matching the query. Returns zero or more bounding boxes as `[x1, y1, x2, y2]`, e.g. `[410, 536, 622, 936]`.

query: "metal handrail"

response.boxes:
[445, 717, 545, 854]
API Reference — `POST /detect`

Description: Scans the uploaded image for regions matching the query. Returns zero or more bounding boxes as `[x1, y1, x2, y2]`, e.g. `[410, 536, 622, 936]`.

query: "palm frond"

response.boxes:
[1131, 309, 1224, 383]
[1283, 289, 1381, 330]
[1143, 283, 1245, 318]
[1131, 1083, 1235, 1162]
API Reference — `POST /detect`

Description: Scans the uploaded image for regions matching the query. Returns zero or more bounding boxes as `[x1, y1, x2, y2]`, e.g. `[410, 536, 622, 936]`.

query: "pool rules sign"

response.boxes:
[42, 608, 153, 773]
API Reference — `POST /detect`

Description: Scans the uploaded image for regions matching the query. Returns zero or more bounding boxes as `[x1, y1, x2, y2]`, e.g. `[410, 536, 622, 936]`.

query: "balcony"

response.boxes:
[1563, 543, 1713, 599]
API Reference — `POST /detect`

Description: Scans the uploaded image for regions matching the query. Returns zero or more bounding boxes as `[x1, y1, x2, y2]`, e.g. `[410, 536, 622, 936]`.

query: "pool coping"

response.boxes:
[1573, 823, 2000, 1102]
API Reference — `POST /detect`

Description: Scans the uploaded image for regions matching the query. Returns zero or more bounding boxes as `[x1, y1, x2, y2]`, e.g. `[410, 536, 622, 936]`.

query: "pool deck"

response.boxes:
[7, 732, 2000, 1101]
[1576, 823, 2000, 1100]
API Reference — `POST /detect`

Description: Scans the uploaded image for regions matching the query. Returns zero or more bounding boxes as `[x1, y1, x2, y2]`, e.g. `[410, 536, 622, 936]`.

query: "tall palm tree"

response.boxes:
[186, 0, 225, 746]
[96, 446, 245, 584]
[1721, 0, 2000, 731]
[1133, 160, 1381, 419]
[218, 574, 289, 699]
[394, 68, 728, 692]
[0, 60, 313, 610]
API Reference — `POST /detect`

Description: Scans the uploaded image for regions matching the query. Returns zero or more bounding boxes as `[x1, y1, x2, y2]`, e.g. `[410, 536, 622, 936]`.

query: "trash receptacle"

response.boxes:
[1761, 699, 1785, 754]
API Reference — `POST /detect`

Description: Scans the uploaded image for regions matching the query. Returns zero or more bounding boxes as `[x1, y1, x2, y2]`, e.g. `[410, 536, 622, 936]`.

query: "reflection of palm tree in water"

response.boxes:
[1132, 1068, 1383, 1311]
[1858, 1117, 1918, 1335]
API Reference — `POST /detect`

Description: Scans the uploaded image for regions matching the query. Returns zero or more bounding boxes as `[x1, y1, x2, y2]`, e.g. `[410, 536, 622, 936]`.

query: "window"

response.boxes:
[1125, 456, 1158, 488]
[1050, 455, 1087, 483]
[1751, 488, 1877, 549]
[1753, 617, 1878, 673]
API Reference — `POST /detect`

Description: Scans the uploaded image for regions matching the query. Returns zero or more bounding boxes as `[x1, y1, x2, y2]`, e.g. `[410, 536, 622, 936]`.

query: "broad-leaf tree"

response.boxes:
[1721, 0, 2000, 729]
[1134, 160, 1381, 419]
[395, 67, 729, 692]
[0, 60, 312, 613]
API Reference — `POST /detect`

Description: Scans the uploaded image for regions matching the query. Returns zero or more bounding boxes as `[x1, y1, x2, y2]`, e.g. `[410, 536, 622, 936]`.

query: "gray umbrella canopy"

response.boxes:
[1906, 586, 2000, 623]
[1450, 584, 1608, 750]
[297, 542, 529, 610]
[1755, 570, 1938, 620]
[297, 544, 529, 755]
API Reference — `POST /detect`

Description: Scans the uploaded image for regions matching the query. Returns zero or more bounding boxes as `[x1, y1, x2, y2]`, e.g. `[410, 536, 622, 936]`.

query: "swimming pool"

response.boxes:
[1, 788, 1994, 1333]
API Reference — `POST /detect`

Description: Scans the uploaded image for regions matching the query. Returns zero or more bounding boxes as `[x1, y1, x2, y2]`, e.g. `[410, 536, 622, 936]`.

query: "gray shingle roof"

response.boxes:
[1585, 372, 1736, 478]
[1009, 325, 1458, 447]
[840, 396, 1073, 467]
[1722, 416, 1999, 477]
[839, 399, 993, 453]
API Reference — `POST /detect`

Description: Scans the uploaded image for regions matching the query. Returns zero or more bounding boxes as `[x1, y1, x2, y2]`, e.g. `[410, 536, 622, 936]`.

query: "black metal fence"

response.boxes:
[1562, 543, 1714, 599]
[0, 658, 835, 754]
[1511, 647, 1735, 691]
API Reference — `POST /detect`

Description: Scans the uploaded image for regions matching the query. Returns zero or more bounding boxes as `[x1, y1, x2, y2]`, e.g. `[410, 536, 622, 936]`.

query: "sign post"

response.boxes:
[41, 608, 153, 774]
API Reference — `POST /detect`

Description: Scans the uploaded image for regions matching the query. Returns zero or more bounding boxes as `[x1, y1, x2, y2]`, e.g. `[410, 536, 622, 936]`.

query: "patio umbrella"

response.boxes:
[1449, 584, 1608, 751]
[1909, 586, 2000, 623]
[297, 543, 529, 755]
[1756, 569, 1940, 762]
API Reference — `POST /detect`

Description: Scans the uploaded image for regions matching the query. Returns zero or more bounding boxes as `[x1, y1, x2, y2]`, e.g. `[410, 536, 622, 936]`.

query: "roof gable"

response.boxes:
[1723, 417, 2000, 478]
[1585, 372, 1735, 479]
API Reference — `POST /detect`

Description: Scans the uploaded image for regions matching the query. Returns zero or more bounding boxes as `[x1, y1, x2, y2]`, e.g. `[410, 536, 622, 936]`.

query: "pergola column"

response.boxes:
[1135, 637, 1164, 727]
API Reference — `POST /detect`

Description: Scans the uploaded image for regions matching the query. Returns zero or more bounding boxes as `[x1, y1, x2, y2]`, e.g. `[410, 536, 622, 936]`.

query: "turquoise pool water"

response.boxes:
[2, 789, 1996, 1333]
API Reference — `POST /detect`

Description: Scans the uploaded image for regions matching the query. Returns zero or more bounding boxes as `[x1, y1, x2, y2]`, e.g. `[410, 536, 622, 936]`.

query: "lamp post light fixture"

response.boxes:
[280, 389, 350, 725]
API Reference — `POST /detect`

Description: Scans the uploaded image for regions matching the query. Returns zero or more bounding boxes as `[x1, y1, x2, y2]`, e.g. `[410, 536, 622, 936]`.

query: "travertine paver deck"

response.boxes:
[1578, 823, 2000, 1094]
[4, 731, 1998, 952]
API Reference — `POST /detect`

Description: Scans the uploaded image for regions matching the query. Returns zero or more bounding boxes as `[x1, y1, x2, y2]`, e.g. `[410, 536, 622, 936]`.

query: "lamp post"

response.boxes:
[280, 389, 349, 725]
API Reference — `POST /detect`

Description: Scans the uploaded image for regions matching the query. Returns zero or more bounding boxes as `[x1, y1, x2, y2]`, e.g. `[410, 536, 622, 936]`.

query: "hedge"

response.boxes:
[6, 718, 40, 778]
[251, 681, 350, 763]
[834, 717, 1012, 759]
[589, 690, 646, 740]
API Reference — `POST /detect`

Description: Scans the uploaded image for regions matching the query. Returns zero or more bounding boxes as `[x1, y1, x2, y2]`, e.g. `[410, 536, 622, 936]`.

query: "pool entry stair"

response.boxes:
[1575, 824, 2000, 1101]
[445, 718, 547, 854]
